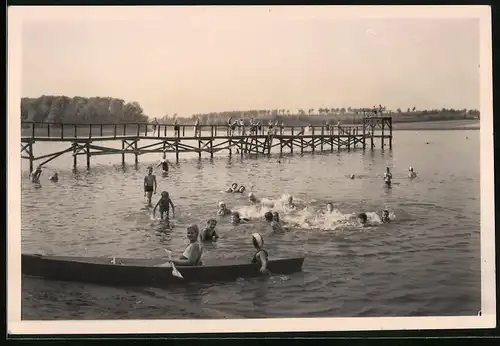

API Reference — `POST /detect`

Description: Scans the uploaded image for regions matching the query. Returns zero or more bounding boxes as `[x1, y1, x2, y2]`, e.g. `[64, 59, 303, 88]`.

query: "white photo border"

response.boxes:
[7, 5, 496, 335]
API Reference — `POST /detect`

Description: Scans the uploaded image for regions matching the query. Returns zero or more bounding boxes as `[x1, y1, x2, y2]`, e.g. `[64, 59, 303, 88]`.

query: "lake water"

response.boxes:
[20, 129, 481, 319]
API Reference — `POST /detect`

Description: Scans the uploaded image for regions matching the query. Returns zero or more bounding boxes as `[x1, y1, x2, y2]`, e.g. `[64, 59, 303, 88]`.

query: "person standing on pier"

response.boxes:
[174, 119, 180, 137]
[156, 152, 175, 174]
[151, 118, 160, 137]
[194, 117, 201, 137]
[144, 166, 157, 206]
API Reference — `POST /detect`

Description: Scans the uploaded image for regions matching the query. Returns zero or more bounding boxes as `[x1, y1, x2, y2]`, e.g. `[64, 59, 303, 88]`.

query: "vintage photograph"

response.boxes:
[8, 5, 495, 335]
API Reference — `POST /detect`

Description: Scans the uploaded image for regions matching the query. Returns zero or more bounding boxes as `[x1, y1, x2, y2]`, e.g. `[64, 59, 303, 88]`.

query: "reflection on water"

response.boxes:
[21, 130, 481, 319]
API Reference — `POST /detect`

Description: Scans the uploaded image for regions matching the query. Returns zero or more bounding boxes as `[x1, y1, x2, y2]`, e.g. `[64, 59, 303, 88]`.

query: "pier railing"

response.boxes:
[20, 121, 368, 140]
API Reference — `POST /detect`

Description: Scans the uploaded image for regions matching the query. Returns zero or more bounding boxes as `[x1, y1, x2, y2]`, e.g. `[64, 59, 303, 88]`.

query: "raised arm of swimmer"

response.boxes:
[152, 199, 161, 217]
[169, 198, 176, 218]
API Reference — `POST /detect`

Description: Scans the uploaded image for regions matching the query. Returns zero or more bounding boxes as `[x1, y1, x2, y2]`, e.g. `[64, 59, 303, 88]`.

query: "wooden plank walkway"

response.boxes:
[20, 117, 393, 171]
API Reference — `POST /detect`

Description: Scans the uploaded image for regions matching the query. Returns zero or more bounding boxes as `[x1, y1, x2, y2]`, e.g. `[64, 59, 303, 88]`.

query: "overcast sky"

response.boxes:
[20, 6, 480, 117]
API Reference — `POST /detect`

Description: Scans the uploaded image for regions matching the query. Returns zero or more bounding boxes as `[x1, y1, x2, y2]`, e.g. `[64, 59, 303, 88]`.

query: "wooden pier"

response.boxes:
[20, 116, 392, 171]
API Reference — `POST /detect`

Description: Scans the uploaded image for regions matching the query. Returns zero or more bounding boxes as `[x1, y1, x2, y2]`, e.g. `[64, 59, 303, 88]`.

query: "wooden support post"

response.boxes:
[362, 119, 366, 150]
[182, 126, 185, 137]
[121, 140, 125, 165]
[337, 136, 341, 151]
[381, 121, 385, 149]
[330, 137, 333, 152]
[389, 118, 393, 150]
[347, 132, 351, 151]
[100, 124, 103, 137]
[86, 141, 91, 169]
[175, 140, 180, 163]
[320, 127, 324, 151]
[113, 125, 116, 138]
[88, 124, 92, 139]
[228, 138, 232, 157]
[60, 124, 64, 140]
[210, 139, 214, 159]
[134, 140, 138, 165]
[279, 139, 283, 155]
[47, 123, 50, 138]
[28, 142, 34, 172]
[73, 142, 77, 168]
[300, 137, 304, 154]
[123, 124, 127, 136]
[32, 123, 35, 139]
[198, 140, 202, 158]
[164, 125, 167, 137]
[163, 141, 166, 153]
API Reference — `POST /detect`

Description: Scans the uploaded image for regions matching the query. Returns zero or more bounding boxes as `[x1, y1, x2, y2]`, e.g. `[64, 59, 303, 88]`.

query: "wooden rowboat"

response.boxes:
[22, 253, 305, 287]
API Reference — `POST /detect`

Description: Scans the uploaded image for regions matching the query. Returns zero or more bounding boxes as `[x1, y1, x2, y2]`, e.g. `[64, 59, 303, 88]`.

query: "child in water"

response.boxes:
[326, 202, 334, 214]
[357, 212, 368, 225]
[383, 167, 392, 187]
[381, 210, 391, 223]
[30, 166, 42, 183]
[231, 211, 249, 225]
[153, 191, 176, 220]
[408, 166, 417, 179]
[226, 183, 238, 193]
[251, 233, 269, 274]
[248, 192, 259, 204]
[200, 219, 219, 241]
[264, 211, 284, 233]
[49, 172, 59, 182]
[236, 185, 246, 193]
[171, 224, 203, 266]
[284, 196, 296, 209]
[217, 202, 231, 216]
[272, 212, 289, 231]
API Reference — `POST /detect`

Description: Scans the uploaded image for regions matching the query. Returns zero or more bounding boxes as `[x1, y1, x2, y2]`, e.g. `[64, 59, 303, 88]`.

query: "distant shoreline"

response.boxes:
[392, 119, 480, 131]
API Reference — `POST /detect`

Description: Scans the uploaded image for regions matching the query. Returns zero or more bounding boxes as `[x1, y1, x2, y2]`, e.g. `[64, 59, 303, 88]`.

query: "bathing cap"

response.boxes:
[219, 201, 225, 207]
[249, 192, 254, 197]
[252, 233, 263, 247]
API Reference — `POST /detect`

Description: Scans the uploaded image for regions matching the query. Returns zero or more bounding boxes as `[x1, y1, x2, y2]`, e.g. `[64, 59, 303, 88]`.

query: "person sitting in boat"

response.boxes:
[217, 202, 231, 216]
[226, 183, 238, 193]
[380, 209, 391, 223]
[30, 165, 43, 183]
[251, 233, 269, 274]
[153, 191, 175, 220]
[248, 192, 259, 204]
[171, 224, 203, 266]
[231, 211, 249, 225]
[264, 211, 284, 233]
[49, 172, 59, 182]
[200, 219, 219, 242]
[236, 185, 246, 193]
[156, 153, 175, 174]
[383, 167, 393, 187]
[408, 166, 417, 179]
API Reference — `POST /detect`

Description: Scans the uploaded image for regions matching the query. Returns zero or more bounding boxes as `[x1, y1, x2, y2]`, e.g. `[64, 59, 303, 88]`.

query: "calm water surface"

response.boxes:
[21, 130, 481, 319]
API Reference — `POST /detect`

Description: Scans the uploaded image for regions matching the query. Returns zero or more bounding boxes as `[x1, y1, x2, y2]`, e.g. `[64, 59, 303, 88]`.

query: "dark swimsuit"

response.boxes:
[251, 249, 268, 265]
[159, 198, 170, 213]
[161, 161, 169, 172]
[201, 228, 217, 241]
[145, 185, 154, 192]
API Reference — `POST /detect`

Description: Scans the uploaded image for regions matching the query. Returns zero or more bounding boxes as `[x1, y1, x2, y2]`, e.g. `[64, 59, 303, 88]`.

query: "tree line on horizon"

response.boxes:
[21, 95, 480, 127]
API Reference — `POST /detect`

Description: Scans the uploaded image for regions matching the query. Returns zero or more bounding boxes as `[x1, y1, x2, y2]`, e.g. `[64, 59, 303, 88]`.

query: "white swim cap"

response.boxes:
[249, 192, 254, 197]
[219, 201, 225, 207]
[251, 233, 263, 247]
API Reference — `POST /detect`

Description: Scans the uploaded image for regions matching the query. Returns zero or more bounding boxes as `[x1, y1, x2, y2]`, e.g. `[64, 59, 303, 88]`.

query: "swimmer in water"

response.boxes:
[153, 191, 175, 220]
[200, 219, 219, 242]
[264, 211, 284, 233]
[349, 174, 355, 179]
[383, 167, 392, 187]
[357, 212, 368, 225]
[171, 224, 203, 266]
[272, 212, 289, 231]
[251, 233, 269, 274]
[408, 166, 417, 179]
[30, 165, 42, 183]
[217, 202, 231, 216]
[156, 153, 175, 174]
[49, 172, 59, 182]
[326, 202, 334, 214]
[285, 196, 296, 209]
[143, 166, 157, 206]
[236, 185, 246, 193]
[381, 209, 390, 223]
[231, 211, 249, 225]
[226, 183, 238, 193]
[248, 192, 259, 204]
